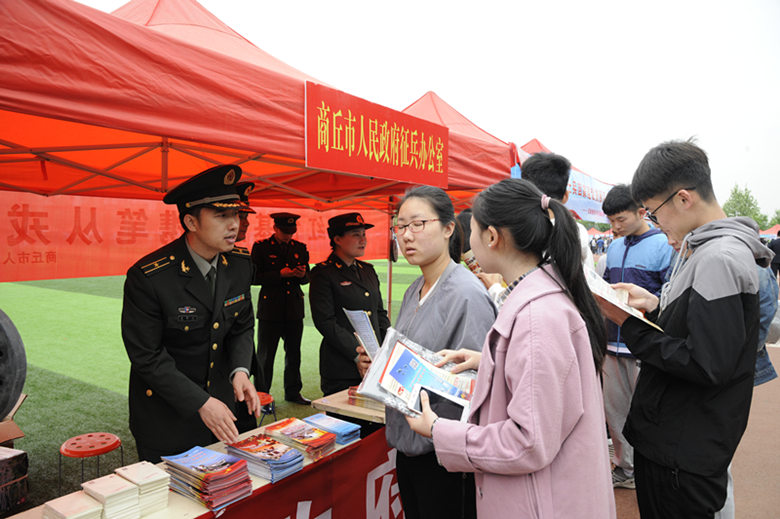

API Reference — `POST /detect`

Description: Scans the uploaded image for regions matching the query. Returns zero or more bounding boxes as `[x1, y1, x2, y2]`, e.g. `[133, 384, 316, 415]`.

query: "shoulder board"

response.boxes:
[230, 246, 251, 257]
[140, 255, 175, 277]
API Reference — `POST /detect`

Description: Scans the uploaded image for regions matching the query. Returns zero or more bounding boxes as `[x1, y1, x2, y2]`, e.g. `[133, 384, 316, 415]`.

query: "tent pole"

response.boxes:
[161, 137, 169, 191]
[386, 203, 393, 318]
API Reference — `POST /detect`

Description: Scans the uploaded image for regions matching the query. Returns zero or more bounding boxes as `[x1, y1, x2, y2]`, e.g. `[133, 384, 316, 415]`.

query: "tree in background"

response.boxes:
[723, 185, 769, 229]
[770, 209, 780, 227]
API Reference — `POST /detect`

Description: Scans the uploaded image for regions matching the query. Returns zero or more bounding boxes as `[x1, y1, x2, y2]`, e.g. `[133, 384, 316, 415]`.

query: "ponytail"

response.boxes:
[546, 199, 606, 370]
[472, 178, 606, 371]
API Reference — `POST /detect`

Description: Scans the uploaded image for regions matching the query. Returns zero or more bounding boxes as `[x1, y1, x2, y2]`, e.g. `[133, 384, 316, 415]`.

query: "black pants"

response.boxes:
[634, 450, 728, 519]
[395, 450, 476, 519]
[257, 319, 303, 398]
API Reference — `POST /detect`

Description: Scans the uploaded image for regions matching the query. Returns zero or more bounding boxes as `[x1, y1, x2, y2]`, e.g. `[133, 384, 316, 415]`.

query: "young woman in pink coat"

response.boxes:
[407, 179, 616, 518]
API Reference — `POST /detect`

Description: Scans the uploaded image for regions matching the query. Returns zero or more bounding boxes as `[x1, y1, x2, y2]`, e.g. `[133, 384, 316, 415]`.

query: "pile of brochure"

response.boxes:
[264, 418, 336, 461]
[162, 446, 252, 512]
[347, 386, 385, 412]
[43, 491, 102, 519]
[302, 413, 360, 444]
[115, 461, 170, 515]
[226, 434, 304, 483]
[81, 474, 140, 519]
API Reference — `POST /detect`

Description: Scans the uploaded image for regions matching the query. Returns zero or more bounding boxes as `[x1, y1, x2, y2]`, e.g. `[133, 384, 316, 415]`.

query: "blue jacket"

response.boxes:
[603, 228, 673, 357]
[754, 265, 778, 385]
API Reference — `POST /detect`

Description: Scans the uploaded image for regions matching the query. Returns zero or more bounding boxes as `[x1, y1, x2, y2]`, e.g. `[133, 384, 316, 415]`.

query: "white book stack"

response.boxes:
[43, 491, 102, 519]
[82, 474, 140, 519]
[115, 462, 170, 516]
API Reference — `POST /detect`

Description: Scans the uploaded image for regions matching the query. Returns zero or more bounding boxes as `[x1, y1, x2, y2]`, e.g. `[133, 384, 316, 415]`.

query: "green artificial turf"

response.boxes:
[0, 259, 421, 512]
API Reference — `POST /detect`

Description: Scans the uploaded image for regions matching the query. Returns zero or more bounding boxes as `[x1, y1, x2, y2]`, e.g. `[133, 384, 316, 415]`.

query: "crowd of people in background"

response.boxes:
[120, 139, 778, 519]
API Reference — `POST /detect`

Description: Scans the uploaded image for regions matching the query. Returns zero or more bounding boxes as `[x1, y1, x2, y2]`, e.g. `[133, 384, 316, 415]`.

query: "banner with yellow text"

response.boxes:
[305, 82, 448, 187]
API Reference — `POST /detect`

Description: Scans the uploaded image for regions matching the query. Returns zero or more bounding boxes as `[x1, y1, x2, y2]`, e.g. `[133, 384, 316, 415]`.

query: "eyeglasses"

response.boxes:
[644, 186, 696, 225]
[392, 219, 440, 235]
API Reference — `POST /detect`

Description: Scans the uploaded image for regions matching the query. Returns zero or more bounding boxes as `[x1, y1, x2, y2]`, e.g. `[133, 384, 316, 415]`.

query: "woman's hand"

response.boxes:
[405, 390, 439, 438]
[435, 348, 481, 374]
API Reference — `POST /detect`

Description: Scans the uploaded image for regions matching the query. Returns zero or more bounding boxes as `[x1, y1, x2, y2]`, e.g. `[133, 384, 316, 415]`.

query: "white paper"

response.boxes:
[343, 308, 381, 360]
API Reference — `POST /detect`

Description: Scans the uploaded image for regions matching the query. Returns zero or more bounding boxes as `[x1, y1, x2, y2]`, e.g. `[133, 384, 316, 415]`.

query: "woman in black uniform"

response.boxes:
[309, 212, 391, 396]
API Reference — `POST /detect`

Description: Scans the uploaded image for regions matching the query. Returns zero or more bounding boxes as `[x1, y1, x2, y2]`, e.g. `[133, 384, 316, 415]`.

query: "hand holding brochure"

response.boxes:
[585, 268, 663, 332]
[357, 327, 477, 419]
[343, 308, 381, 360]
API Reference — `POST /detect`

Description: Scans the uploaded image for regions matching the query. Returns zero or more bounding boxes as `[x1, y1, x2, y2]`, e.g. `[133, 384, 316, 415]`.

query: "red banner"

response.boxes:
[220, 429, 402, 519]
[0, 191, 390, 282]
[305, 82, 448, 188]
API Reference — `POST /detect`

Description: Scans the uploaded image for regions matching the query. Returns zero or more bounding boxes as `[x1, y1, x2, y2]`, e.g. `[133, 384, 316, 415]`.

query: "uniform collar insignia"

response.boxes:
[221, 255, 228, 266]
[181, 260, 190, 274]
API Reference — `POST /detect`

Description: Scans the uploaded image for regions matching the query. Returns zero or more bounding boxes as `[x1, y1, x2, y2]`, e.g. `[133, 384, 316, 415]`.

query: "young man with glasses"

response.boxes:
[598, 140, 774, 518]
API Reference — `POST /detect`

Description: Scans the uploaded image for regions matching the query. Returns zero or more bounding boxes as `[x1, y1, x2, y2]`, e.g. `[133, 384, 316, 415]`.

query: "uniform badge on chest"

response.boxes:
[178, 306, 197, 314]
[340, 281, 352, 286]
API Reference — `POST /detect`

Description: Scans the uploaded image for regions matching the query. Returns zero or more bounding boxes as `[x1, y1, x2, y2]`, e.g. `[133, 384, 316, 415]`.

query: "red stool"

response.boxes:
[257, 392, 277, 426]
[58, 433, 123, 493]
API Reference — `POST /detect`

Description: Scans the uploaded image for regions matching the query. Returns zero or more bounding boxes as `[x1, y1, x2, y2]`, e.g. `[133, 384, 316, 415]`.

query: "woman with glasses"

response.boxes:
[405, 179, 615, 518]
[385, 186, 497, 519]
[309, 212, 391, 396]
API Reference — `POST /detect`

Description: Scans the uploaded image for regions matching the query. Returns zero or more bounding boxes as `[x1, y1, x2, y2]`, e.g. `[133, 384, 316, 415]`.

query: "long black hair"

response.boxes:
[398, 185, 463, 263]
[472, 178, 606, 371]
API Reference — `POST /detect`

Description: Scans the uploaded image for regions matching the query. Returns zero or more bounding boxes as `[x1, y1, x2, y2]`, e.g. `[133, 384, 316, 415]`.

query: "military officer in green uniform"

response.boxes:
[251, 212, 311, 405]
[121, 164, 260, 463]
[310, 212, 391, 396]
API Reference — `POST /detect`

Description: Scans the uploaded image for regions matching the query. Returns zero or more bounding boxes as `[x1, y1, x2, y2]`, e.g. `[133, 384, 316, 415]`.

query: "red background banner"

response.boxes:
[0, 191, 391, 282]
[306, 83, 448, 188]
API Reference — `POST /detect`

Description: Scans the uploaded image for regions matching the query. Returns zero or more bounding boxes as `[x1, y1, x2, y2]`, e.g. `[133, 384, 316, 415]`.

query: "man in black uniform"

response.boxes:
[235, 181, 255, 243]
[251, 213, 311, 405]
[309, 213, 391, 396]
[121, 165, 260, 463]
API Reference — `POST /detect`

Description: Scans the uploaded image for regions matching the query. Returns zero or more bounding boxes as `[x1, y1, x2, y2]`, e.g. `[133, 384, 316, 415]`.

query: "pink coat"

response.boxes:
[433, 266, 615, 519]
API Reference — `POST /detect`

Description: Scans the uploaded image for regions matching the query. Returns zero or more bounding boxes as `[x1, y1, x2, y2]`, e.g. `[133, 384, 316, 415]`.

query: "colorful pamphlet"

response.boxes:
[358, 327, 476, 419]
[161, 446, 251, 512]
[226, 434, 303, 483]
[263, 418, 337, 461]
[302, 413, 360, 444]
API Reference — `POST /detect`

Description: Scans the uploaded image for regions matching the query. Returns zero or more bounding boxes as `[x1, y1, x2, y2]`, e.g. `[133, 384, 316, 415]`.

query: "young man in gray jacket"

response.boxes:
[598, 140, 773, 518]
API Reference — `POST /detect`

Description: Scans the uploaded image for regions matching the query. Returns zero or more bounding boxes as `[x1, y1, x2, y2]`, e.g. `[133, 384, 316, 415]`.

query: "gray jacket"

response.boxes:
[385, 260, 497, 456]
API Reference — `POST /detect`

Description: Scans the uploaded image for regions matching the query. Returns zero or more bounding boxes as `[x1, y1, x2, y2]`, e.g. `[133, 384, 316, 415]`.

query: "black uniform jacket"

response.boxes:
[251, 235, 310, 321]
[309, 253, 390, 383]
[121, 235, 254, 453]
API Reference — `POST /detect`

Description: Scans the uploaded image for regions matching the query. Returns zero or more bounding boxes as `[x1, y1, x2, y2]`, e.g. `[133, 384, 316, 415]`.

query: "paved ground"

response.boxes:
[614, 345, 780, 518]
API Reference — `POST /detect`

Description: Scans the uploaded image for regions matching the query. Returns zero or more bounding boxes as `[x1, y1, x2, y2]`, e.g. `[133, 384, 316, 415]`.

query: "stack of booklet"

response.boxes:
[162, 446, 252, 512]
[302, 413, 360, 444]
[347, 386, 385, 412]
[115, 461, 170, 515]
[263, 418, 337, 461]
[81, 474, 140, 519]
[226, 434, 304, 483]
[43, 491, 102, 519]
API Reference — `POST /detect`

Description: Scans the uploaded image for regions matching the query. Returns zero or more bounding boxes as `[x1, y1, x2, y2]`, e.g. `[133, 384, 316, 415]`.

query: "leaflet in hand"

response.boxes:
[585, 268, 663, 331]
[358, 327, 476, 420]
[343, 308, 381, 360]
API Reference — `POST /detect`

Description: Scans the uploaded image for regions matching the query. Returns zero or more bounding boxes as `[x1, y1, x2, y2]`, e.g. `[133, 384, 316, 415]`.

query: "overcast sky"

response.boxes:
[81, 0, 780, 217]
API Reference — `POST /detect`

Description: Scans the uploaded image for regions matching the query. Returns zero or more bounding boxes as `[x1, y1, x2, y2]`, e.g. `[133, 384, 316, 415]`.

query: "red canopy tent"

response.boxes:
[0, 0, 515, 210]
[402, 91, 525, 210]
[761, 224, 780, 237]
